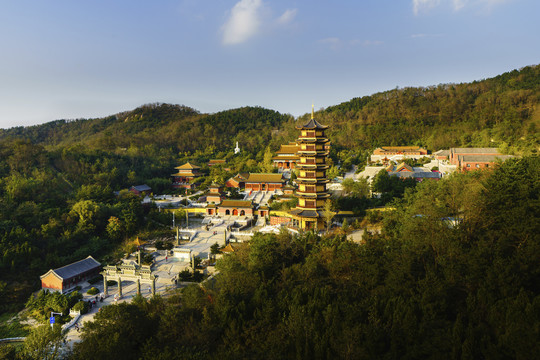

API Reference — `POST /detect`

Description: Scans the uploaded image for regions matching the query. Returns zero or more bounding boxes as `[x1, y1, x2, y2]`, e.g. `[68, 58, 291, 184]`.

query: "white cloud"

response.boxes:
[452, 0, 468, 11]
[222, 0, 264, 45]
[277, 9, 297, 25]
[413, 0, 440, 15]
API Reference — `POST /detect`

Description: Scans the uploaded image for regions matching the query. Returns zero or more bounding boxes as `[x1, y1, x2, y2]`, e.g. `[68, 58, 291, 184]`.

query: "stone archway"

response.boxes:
[240, 210, 245, 216]
[233, 209, 238, 216]
[225, 209, 230, 215]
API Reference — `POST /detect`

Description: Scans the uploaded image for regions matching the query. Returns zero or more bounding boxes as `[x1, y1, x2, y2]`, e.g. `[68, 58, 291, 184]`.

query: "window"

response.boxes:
[475, 164, 480, 168]
[467, 164, 471, 167]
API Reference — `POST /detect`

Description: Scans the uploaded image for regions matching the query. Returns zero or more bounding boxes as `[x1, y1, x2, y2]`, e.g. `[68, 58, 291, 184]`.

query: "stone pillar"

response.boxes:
[151, 279, 156, 296]
[103, 275, 108, 297]
[118, 277, 122, 298]
[138, 250, 141, 266]
[136, 278, 141, 295]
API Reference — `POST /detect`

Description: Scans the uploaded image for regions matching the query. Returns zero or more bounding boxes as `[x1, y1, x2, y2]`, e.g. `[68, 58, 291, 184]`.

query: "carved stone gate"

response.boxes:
[101, 263, 157, 299]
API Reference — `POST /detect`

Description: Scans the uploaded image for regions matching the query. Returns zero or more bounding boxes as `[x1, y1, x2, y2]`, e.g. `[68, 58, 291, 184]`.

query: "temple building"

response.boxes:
[272, 142, 300, 170]
[171, 162, 203, 189]
[206, 183, 223, 204]
[226, 173, 285, 191]
[40, 256, 101, 293]
[289, 108, 331, 231]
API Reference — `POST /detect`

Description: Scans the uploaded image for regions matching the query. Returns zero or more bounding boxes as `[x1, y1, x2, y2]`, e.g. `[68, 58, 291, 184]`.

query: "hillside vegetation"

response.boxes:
[312, 64, 539, 156]
[68, 157, 539, 360]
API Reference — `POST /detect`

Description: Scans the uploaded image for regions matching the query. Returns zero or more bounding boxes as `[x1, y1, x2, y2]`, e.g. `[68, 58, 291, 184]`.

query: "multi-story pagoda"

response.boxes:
[171, 162, 203, 189]
[289, 107, 330, 231]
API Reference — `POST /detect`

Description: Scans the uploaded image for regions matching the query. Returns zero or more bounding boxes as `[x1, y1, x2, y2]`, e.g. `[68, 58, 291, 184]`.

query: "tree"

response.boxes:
[72, 303, 155, 360]
[106, 216, 123, 240]
[259, 146, 275, 173]
[22, 325, 66, 360]
[323, 199, 335, 233]
[70, 200, 101, 230]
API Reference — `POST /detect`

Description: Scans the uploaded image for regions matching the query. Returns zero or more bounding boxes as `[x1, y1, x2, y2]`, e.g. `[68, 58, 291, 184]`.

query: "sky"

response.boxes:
[0, 0, 538, 128]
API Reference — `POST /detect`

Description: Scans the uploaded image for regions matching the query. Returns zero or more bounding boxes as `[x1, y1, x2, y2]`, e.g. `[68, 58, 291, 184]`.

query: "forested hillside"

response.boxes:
[313, 64, 539, 156]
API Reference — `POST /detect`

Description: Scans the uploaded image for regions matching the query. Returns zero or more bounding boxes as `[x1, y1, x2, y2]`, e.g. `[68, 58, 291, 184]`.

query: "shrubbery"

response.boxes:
[86, 287, 99, 295]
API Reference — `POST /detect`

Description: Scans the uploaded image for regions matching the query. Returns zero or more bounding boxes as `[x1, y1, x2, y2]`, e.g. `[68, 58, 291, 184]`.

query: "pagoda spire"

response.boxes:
[311, 103, 314, 119]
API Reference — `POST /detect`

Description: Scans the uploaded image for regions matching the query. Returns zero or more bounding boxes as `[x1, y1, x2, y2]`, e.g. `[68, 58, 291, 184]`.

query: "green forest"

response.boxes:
[61, 156, 538, 359]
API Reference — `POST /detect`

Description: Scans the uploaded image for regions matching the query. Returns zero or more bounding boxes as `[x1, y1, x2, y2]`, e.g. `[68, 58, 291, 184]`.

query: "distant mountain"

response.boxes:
[0, 104, 292, 155]
[1, 64, 537, 157]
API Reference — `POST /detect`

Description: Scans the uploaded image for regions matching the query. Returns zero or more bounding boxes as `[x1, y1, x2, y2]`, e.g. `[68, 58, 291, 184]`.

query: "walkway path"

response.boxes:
[63, 253, 188, 349]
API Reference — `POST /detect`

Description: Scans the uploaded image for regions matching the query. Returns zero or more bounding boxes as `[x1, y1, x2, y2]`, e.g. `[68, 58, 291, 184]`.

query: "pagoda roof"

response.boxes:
[208, 159, 226, 165]
[296, 118, 328, 130]
[40, 256, 101, 281]
[289, 209, 323, 218]
[175, 162, 201, 170]
[134, 237, 146, 247]
[221, 244, 236, 253]
[272, 155, 299, 161]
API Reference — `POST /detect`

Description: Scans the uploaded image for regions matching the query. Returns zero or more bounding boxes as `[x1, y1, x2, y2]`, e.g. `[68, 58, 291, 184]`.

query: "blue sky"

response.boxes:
[0, 0, 538, 128]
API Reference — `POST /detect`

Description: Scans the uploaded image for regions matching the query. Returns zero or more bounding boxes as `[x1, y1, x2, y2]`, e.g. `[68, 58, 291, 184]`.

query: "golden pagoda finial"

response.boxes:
[311, 103, 314, 119]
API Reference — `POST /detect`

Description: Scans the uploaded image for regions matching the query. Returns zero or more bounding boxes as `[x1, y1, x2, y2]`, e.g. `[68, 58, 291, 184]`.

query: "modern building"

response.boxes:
[289, 109, 331, 231]
[448, 148, 513, 171]
[40, 256, 101, 293]
[171, 162, 203, 189]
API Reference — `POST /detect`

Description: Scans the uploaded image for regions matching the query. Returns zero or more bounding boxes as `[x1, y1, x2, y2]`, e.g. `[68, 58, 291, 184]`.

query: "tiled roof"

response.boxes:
[131, 184, 151, 192]
[245, 173, 284, 183]
[175, 162, 201, 170]
[390, 172, 441, 179]
[276, 144, 300, 154]
[220, 200, 253, 208]
[451, 148, 500, 154]
[395, 163, 413, 172]
[41, 256, 101, 281]
[208, 159, 226, 165]
[380, 146, 425, 151]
